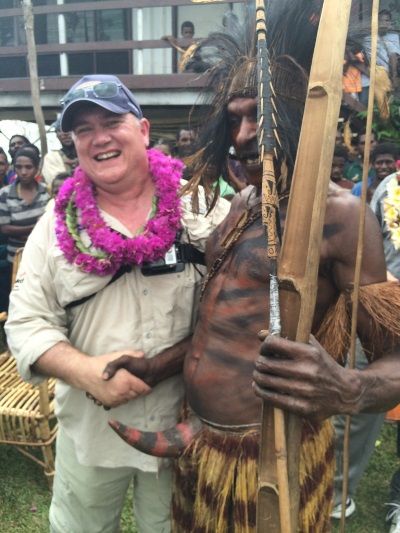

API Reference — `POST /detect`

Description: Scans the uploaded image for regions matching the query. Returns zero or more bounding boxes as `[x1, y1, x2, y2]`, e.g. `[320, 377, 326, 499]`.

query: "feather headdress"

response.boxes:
[182, 0, 322, 210]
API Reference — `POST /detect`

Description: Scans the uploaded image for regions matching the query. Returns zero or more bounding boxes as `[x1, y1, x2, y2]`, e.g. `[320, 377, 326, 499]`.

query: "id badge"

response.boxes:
[164, 245, 177, 266]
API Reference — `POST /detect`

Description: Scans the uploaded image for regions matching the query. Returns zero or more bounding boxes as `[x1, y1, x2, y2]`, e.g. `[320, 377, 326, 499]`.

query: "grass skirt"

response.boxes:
[172, 420, 334, 532]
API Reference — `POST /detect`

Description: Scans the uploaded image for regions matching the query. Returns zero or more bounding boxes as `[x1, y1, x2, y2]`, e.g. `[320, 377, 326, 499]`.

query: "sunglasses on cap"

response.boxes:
[60, 81, 123, 106]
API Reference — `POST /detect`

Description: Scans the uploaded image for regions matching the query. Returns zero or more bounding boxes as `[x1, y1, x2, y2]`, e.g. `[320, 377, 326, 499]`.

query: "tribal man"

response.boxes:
[106, 3, 400, 532]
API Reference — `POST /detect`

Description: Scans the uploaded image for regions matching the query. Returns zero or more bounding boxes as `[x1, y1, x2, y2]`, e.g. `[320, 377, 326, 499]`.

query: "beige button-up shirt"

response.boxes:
[6, 187, 230, 470]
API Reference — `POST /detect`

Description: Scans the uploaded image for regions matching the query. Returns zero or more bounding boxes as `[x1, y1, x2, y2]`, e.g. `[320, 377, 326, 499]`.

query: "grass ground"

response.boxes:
[0, 423, 398, 532]
[332, 422, 399, 533]
[0, 444, 137, 533]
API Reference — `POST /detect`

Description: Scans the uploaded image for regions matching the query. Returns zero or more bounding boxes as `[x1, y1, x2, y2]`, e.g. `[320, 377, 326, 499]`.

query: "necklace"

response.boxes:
[201, 206, 262, 300]
[383, 174, 400, 250]
[55, 148, 183, 275]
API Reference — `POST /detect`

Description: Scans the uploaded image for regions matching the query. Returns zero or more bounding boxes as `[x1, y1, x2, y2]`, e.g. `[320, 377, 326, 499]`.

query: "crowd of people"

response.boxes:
[342, 8, 400, 113]
[329, 131, 400, 530]
[2, 3, 400, 533]
[0, 128, 78, 311]
[327, 14, 400, 521]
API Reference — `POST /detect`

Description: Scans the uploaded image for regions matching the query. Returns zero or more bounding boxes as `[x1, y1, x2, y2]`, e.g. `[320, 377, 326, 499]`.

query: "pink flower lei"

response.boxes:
[55, 148, 183, 276]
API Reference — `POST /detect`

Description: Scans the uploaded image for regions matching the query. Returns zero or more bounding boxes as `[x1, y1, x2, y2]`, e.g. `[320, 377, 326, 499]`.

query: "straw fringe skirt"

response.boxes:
[172, 419, 334, 533]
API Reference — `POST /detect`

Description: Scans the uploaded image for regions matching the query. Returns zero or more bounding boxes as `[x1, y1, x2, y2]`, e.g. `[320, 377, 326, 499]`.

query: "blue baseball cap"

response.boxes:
[60, 74, 143, 132]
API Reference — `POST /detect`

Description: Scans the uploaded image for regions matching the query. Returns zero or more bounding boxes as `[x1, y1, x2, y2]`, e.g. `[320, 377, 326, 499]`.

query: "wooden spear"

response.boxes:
[257, 1, 352, 531]
[21, 0, 48, 157]
[256, 2, 292, 532]
[339, 1, 380, 531]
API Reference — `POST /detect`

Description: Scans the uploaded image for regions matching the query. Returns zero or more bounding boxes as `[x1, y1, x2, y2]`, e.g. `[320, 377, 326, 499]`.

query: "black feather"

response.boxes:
[182, 0, 322, 210]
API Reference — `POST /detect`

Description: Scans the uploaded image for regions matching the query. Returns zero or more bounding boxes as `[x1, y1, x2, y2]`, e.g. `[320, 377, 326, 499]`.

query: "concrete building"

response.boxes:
[0, 0, 397, 145]
[0, 0, 244, 142]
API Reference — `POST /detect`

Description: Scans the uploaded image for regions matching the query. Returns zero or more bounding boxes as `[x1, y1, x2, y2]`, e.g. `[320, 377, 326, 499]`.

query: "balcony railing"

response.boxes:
[0, 0, 244, 92]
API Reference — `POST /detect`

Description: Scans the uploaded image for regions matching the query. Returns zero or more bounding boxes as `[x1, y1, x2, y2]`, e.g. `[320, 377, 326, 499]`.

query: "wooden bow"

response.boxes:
[257, 1, 352, 531]
[339, 1, 380, 531]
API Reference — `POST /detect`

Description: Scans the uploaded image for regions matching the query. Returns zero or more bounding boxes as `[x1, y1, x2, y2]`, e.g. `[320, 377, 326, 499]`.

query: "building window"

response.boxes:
[67, 51, 130, 75]
[0, 57, 27, 78]
[35, 14, 59, 45]
[38, 54, 61, 76]
[96, 51, 130, 74]
[0, 17, 15, 47]
[68, 52, 94, 75]
[96, 9, 130, 41]
[65, 9, 129, 43]
[65, 12, 95, 43]
[0, 16, 25, 47]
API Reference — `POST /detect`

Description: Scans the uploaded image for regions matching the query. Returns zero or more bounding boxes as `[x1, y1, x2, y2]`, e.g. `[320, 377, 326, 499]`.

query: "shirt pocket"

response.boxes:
[148, 264, 204, 339]
[50, 246, 112, 308]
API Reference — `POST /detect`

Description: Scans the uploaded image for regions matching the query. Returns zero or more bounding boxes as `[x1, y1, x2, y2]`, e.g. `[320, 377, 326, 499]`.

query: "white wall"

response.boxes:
[132, 7, 173, 75]
[0, 120, 60, 162]
[177, 3, 235, 38]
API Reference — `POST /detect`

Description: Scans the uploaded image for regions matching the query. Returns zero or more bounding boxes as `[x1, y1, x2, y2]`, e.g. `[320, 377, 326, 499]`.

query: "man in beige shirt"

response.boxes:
[5, 74, 229, 533]
[41, 120, 78, 187]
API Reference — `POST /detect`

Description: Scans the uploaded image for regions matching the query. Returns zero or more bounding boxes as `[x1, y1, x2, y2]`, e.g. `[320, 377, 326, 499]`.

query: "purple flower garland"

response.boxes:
[55, 148, 183, 276]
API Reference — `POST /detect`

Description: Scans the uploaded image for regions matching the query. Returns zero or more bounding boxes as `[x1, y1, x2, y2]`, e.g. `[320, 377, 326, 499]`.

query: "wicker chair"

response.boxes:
[0, 248, 57, 488]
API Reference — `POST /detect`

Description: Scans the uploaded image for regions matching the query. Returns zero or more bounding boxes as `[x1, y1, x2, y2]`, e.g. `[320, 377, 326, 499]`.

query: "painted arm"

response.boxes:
[102, 336, 191, 387]
[254, 196, 400, 419]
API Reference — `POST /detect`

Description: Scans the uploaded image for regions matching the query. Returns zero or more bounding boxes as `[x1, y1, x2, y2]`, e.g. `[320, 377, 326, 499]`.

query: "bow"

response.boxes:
[339, 1, 380, 530]
[256, 1, 352, 531]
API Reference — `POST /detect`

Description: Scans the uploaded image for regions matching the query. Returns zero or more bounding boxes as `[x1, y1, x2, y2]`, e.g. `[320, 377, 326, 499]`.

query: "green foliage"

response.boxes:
[358, 98, 400, 143]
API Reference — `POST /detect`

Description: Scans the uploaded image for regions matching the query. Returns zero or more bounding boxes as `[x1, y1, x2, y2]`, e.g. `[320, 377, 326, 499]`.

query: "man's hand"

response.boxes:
[34, 341, 186, 408]
[84, 350, 151, 409]
[102, 336, 191, 389]
[253, 333, 362, 421]
[102, 355, 150, 383]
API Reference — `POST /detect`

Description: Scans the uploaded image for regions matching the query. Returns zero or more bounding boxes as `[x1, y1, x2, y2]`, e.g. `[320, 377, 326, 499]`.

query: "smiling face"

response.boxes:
[71, 106, 150, 192]
[14, 155, 38, 185]
[373, 153, 397, 182]
[227, 97, 261, 187]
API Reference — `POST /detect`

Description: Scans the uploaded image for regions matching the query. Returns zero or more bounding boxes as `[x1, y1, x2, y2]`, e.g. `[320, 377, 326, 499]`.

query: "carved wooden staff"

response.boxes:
[256, 1, 352, 531]
[339, 1, 380, 531]
[256, 2, 292, 532]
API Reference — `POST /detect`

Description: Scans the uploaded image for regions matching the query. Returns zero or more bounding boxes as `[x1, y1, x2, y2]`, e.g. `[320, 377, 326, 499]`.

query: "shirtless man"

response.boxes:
[174, 98, 398, 532]
[108, 5, 400, 531]
[110, 91, 400, 533]
[111, 92, 399, 531]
